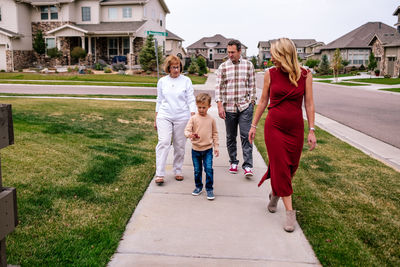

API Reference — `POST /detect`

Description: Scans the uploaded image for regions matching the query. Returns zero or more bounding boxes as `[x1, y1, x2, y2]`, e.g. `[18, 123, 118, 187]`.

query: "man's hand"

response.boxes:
[214, 149, 219, 157]
[248, 127, 256, 144]
[217, 102, 226, 120]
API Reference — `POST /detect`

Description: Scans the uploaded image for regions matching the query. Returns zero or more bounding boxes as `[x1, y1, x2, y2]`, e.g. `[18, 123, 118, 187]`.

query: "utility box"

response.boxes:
[0, 104, 16, 267]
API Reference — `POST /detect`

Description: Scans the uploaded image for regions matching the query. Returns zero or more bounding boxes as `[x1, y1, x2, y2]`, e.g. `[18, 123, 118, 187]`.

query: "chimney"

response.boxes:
[379, 22, 382, 29]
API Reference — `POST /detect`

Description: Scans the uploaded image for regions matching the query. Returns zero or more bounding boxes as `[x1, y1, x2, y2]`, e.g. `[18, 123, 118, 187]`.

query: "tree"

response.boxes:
[139, 35, 164, 72]
[305, 59, 320, 69]
[367, 52, 377, 78]
[319, 54, 330, 75]
[71, 47, 87, 65]
[33, 30, 46, 56]
[47, 47, 62, 59]
[187, 57, 199, 74]
[331, 48, 343, 82]
[250, 56, 258, 69]
[196, 56, 207, 76]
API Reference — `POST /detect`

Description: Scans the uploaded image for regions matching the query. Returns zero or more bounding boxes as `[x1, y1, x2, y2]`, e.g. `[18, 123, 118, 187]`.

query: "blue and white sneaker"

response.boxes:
[192, 187, 202, 196]
[206, 190, 215, 200]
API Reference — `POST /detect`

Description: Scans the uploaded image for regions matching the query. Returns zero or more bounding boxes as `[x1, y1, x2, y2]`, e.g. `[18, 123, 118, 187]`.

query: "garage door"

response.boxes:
[0, 45, 6, 71]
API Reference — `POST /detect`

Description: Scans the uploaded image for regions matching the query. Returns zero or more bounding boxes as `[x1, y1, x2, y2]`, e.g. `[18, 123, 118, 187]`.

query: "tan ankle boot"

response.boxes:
[284, 210, 296, 232]
[267, 192, 280, 213]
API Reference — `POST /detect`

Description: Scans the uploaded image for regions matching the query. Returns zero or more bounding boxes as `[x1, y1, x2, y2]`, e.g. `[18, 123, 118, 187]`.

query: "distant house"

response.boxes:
[257, 39, 324, 66]
[368, 6, 400, 77]
[0, 0, 170, 71]
[187, 34, 247, 69]
[312, 22, 397, 68]
[165, 30, 186, 64]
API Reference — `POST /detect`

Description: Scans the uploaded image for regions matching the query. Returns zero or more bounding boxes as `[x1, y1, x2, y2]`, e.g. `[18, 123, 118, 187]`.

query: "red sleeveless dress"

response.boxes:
[258, 67, 309, 197]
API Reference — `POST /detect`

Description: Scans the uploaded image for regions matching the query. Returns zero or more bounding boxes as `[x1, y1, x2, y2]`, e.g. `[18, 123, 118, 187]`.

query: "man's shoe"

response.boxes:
[206, 190, 215, 200]
[229, 164, 238, 174]
[175, 175, 184, 181]
[155, 176, 164, 185]
[244, 167, 253, 178]
[192, 188, 202, 196]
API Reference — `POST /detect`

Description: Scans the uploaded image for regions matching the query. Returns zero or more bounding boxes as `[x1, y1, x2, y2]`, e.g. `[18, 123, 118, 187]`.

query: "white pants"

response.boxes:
[156, 117, 188, 177]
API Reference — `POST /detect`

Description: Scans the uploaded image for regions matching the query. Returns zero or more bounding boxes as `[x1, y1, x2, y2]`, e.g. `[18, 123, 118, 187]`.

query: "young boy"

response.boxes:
[184, 93, 219, 200]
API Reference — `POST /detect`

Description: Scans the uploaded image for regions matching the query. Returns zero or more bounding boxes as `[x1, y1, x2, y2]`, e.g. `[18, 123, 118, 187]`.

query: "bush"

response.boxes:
[1, 69, 5, 72]
[139, 35, 163, 71]
[67, 67, 73, 73]
[104, 67, 112, 73]
[187, 61, 199, 74]
[350, 70, 360, 76]
[112, 63, 127, 71]
[47, 47, 62, 58]
[384, 74, 391, 78]
[71, 47, 87, 61]
[196, 57, 207, 76]
[305, 59, 320, 69]
[94, 60, 107, 71]
[86, 69, 93, 74]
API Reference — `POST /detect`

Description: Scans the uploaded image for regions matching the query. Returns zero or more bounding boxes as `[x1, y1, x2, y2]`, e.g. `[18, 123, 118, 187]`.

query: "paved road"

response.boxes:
[256, 73, 400, 149]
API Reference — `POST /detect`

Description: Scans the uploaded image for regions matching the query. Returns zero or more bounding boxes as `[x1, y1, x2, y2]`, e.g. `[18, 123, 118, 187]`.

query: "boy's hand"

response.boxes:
[190, 133, 200, 140]
[214, 149, 219, 157]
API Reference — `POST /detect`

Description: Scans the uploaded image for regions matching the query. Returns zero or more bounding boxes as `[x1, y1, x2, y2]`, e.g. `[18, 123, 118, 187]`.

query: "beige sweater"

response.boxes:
[184, 114, 219, 151]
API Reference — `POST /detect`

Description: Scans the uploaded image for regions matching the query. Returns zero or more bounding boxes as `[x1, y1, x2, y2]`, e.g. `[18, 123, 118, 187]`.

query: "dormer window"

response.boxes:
[82, 7, 91, 21]
[41, 6, 58, 20]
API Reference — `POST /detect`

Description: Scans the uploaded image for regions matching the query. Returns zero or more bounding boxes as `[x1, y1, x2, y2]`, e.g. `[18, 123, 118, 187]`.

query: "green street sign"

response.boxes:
[146, 31, 168, 36]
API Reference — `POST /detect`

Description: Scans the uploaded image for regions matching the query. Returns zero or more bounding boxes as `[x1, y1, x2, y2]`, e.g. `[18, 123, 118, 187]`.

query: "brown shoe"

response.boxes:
[155, 176, 164, 185]
[267, 192, 280, 213]
[284, 210, 296, 232]
[175, 175, 184, 181]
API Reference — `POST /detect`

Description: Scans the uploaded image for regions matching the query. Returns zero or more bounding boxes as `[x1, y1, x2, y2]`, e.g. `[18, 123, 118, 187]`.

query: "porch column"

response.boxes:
[81, 36, 85, 50]
[88, 37, 92, 54]
[129, 36, 135, 70]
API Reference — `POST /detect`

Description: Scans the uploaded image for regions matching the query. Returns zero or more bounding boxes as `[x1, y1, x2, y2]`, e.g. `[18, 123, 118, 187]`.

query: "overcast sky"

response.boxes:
[165, 0, 400, 56]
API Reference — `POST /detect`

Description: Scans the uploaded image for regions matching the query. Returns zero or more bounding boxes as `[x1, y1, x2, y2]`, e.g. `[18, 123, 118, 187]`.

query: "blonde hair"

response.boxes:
[271, 38, 301, 87]
[163, 55, 183, 73]
[196, 93, 211, 105]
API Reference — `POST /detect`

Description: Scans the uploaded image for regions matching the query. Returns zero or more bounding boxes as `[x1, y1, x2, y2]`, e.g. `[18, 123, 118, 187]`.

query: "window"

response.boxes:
[159, 13, 163, 26]
[41, 6, 58, 20]
[143, 7, 147, 17]
[108, 38, 118, 56]
[82, 7, 91, 21]
[45, 37, 56, 53]
[123, 7, 132, 18]
[297, 48, 303, 53]
[108, 8, 117, 20]
[123, 38, 130, 55]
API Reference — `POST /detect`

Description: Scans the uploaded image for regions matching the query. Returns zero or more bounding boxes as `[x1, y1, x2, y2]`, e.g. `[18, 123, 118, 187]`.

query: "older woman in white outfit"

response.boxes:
[154, 55, 196, 185]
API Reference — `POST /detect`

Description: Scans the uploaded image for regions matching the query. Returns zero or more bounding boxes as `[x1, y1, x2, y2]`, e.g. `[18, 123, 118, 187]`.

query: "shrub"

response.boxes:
[188, 61, 199, 74]
[104, 67, 112, 73]
[74, 66, 79, 72]
[67, 67, 73, 73]
[196, 57, 207, 76]
[350, 71, 360, 76]
[305, 59, 320, 69]
[351, 66, 357, 72]
[112, 63, 127, 71]
[86, 69, 93, 74]
[18, 69, 23, 72]
[384, 74, 391, 78]
[47, 47, 62, 58]
[0, 70, 5, 72]
[33, 30, 46, 56]
[146, 70, 152, 75]
[319, 55, 331, 75]
[139, 35, 163, 71]
[71, 47, 87, 61]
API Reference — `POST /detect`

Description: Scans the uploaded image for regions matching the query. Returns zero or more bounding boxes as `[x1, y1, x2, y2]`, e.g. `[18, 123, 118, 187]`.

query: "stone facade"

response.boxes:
[13, 50, 34, 70]
[6, 50, 13, 72]
[371, 39, 385, 74]
[32, 22, 71, 37]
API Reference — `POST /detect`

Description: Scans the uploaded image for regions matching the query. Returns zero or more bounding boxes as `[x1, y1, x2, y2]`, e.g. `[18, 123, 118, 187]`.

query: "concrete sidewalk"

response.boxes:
[108, 104, 320, 266]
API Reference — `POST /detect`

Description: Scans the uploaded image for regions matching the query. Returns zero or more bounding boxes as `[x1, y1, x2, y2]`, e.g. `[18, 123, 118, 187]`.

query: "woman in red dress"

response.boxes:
[249, 38, 317, 232]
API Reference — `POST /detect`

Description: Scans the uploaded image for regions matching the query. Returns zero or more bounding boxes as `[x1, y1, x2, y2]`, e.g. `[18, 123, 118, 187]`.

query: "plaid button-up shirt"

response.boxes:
[215, 57, 256, 112]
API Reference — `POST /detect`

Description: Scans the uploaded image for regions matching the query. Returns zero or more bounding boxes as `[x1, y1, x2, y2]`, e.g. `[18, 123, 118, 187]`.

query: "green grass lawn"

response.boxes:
[2, 98, 158, 266]
[346, 78, 400, 85]
[0, 93, 157, 99]
[379, 88, 400, 93]
[314, 73, 354, 78]
[254, 110, 400, 266]
[334, 81, 369, 86]
[315, 79, 332, 83]
[0, 73, 207, 85]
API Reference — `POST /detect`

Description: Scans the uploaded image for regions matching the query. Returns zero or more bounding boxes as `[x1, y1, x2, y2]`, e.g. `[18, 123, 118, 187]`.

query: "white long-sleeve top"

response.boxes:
[156, 74, 197, 120]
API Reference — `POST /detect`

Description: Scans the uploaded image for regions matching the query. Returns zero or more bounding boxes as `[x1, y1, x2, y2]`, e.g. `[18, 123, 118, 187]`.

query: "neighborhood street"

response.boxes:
[256, 73, 400, 149]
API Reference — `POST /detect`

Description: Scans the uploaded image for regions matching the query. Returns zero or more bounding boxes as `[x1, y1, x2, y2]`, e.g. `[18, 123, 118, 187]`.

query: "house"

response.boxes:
[0, 0, 170, 71]
[312, 22, 397, 67]
[257, 39, 324, 66]
[368, 6, 400, 77]
[186, 34, 247, 69]
[165, 29, 186, 63]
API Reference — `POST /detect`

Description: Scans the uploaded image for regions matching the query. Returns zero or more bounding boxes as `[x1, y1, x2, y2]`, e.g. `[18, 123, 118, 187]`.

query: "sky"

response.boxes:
[165, 0, 400, 57]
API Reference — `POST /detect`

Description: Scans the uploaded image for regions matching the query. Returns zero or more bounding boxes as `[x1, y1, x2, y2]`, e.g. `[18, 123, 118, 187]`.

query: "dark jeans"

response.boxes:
[225, 103, 253, 169]
[191, 148, 213, 191]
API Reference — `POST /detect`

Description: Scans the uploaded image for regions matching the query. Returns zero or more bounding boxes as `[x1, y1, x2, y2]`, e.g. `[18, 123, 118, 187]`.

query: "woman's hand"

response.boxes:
[248, 127, 257, 144]
[154, 119, 157, 131]
[308, 131, 317, 151]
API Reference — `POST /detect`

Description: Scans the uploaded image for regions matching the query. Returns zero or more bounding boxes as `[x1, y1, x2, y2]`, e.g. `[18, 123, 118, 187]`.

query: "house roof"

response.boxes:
[0, 27, 22, 38]
[292, 39, 317, 48]
[22, 0, 74, 4]
[100, 0, 170, 13]
[257, 41, 270, 48]
[47, 21, 146, 35]
[187, 34, 247, 49]
[320, 22, 397, 51]
[166, 30, 183, 41]
[368, 32, 400, 47]
[393, 6, 400, 16]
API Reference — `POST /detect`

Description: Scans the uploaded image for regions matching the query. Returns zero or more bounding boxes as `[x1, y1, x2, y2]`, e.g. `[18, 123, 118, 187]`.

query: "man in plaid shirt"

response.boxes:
[215, 39, 256, 177]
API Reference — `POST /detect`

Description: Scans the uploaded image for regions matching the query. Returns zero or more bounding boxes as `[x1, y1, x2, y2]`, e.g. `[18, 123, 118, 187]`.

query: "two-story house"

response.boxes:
[187, 34, 247, 69]
[165, 29, 186, 64]
[257, 39, 324, 66]
[0, 0, 170, 71]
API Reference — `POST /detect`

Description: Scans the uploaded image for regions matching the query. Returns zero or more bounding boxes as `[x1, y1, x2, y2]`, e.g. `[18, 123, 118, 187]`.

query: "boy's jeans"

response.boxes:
[191, 148, 213, 191]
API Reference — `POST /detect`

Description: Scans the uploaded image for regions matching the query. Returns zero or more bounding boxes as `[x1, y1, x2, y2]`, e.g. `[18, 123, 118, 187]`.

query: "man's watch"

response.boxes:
[309, 127, 315, 131]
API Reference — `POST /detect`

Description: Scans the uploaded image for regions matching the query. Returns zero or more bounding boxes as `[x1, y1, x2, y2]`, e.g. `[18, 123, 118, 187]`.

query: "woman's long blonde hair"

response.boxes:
[271, 38, 302, 86]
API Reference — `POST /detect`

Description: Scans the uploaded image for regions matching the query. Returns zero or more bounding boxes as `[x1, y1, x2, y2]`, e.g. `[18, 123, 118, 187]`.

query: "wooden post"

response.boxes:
[0, 238, 6, 267]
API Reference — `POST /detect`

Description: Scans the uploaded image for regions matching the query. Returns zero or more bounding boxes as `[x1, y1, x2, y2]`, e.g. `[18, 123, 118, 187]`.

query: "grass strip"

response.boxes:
[0, 93, 157, 99]
[313, 73, 354, 78]
[0, 73, 207, 84]
[0, 80, 157, 87]
[254, 109, 400, 266]
[379, 88, 400, 93]
[333, 82, 369, 86]
[2, 98, 158, 266]
[345, 78, 400, 85]
[315, 80, 332, 83]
